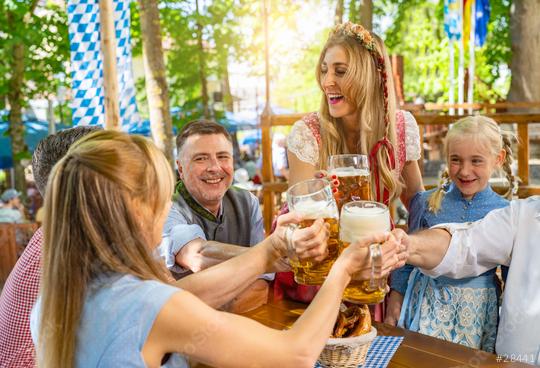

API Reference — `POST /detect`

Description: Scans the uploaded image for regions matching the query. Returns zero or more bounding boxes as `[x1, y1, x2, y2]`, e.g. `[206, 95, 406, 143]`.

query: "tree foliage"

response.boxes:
[0, 1, 70, 104]
[380, 0, 512, 102]
[129, 0, 512, 117]
[0, 0, 69, 191]
[131, 0, 251, 129]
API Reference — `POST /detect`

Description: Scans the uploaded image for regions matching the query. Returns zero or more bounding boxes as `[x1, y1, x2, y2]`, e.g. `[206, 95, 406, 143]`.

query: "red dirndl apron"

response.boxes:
[272, 111, 407, 321]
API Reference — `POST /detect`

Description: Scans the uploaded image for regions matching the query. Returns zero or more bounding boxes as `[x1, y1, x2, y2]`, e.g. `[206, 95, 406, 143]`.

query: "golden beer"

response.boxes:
[289, 198, 340, 285]
[339, 201, 390, 304]
[290, 217, 340, 285]
[287, 179, 340, 286]
[330, 167, 372, 210]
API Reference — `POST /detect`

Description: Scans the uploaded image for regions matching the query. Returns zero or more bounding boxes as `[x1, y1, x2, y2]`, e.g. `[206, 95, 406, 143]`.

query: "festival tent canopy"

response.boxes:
[0, 119, 70, 169]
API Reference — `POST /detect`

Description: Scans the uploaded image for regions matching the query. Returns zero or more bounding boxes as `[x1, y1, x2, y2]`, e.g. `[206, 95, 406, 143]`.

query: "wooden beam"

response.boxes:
[271, 114, 304, 126]
[268, 112, 540, 128]
[261, 110, 275, 233]
[391, 55, 404, 105]
[261, 0, 275, 234]
[99, 0, 121, 130]
[425, 184, 540, 197]
[262, 181, 288, 193]
[517, 124, 530, 186]
[401, 101, 540, 112]
[412, 113, 540, 125]
[516, 186, 540, 197]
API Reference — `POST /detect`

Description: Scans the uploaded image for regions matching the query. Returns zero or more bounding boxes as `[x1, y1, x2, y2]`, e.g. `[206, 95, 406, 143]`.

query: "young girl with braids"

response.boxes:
[388, 115, 517, 352]
[276, 22, 424, 320]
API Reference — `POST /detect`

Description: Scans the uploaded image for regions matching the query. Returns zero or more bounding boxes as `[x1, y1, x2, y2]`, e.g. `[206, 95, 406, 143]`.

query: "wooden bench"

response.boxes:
[0, 223, 39, 285]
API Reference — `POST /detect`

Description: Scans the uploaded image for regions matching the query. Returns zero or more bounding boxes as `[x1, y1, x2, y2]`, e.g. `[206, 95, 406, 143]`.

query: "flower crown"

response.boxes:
[334, 22, 376, 51]
[332, 22, 395, 204]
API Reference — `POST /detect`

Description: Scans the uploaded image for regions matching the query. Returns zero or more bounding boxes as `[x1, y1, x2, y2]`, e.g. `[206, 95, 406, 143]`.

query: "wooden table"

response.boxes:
[238, 298, 531, 368]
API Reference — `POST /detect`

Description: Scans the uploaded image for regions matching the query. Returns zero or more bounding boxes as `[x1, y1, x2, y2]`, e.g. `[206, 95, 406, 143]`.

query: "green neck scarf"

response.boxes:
[174, 181, 218, 222]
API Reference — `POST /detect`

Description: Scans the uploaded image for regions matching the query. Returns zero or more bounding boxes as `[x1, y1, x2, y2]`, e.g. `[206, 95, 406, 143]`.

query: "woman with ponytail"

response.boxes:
[30, 130, 405, 368]
[388, 115, 517, 352]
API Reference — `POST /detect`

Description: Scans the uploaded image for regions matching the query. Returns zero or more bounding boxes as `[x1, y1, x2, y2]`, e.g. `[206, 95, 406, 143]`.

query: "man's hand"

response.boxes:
[175, 239, 248, 273]
[401, 228, 452, 270]
[269, 211, 302, 257]
[270, 211, 330, 262]
[335, 232, 407, 281]
[175, 238, 208, 272]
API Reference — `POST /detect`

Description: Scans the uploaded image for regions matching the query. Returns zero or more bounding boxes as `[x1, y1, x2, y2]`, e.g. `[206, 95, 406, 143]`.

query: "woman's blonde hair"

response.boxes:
[37, 130, 175, 368]
[316, 24, 400, 203]
[428, 115, 517, 213]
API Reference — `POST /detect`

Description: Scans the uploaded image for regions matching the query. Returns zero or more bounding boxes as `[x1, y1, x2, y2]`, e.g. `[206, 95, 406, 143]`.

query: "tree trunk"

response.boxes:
[360, 0, 372, 30]
[335, 0, 344, 25]
[507, 0, 540, 110]
[348, 0, 359, 23]
[138, 0, 175, 165]
[222, 50, 234, 112]
[195, 0, 210, 119]
[5, 0, 38, 194]
[7, 42, 27, 193]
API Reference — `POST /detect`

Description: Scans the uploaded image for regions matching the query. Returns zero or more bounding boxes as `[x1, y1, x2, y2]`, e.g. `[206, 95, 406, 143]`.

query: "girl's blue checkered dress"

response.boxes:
[392, 184, 508, 352]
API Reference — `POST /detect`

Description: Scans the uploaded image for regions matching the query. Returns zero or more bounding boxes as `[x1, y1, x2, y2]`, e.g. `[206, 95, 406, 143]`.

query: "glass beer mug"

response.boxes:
[328, 154, 371, 210]
[287, 179, 340, 285]
[339, 200, 390, 304]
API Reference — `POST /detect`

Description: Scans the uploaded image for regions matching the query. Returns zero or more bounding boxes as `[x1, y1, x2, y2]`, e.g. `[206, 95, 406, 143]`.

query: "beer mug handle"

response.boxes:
[368, 243, 383, 290]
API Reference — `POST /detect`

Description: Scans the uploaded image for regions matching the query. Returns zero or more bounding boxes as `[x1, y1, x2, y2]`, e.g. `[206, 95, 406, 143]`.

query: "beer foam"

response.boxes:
[340, 206, 390, 243]
[330, 167, 370, 177]
[292, 198, 338, 219]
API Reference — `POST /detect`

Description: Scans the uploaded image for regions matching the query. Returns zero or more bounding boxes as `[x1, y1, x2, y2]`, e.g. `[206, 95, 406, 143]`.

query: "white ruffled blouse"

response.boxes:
[287, 111, 421, 167]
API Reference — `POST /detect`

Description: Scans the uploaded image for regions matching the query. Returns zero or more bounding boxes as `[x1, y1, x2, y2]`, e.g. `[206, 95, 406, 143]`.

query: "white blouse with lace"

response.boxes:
[287, 111, 421, 167]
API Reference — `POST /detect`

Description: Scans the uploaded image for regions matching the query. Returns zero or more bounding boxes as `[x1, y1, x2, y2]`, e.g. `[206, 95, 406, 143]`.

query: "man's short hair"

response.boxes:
[176, 119, 232, 158]
[32, 126, 102, 196]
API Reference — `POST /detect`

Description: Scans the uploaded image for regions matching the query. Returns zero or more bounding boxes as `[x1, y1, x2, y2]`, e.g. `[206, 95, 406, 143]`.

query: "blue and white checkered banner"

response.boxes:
[67, 0, 140, 129]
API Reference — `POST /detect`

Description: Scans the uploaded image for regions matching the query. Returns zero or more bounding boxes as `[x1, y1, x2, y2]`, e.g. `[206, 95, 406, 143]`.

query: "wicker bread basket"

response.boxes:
[317, 327, 377, 368]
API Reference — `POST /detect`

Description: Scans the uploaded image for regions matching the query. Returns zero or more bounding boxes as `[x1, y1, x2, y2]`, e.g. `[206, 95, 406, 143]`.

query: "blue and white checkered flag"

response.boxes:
[67, 0, 140, 129]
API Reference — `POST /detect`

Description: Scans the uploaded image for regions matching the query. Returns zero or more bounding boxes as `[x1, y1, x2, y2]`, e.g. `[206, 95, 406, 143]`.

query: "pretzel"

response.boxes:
[332, 304, 372, 338]
[348, 304, 371, 336]
[333, 311, 349, 338]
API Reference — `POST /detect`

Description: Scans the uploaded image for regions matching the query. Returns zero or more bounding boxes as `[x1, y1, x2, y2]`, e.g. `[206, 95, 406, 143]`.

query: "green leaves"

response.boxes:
[1, 0, 70, 189]
[382, 0, 512, 102]
[129, 0, 512, 121]
[0, 1, 70, 103]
